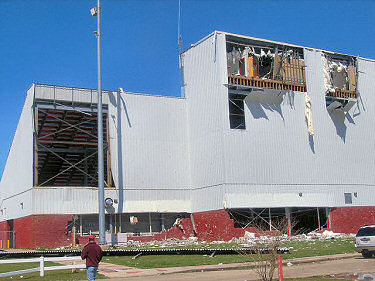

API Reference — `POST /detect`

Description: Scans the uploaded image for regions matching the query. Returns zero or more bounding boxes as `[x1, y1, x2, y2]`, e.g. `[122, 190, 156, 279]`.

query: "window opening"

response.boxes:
[344, 192, 353, 204]
[229, 93, 246, 130]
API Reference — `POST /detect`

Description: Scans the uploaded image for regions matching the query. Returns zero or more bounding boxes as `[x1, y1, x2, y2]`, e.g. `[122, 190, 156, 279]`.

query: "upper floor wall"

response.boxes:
[183, 32, 375, 210]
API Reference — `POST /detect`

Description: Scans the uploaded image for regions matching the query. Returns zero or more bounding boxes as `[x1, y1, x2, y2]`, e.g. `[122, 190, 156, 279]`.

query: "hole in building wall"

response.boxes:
[35, 107, 111, 187]
[229, 208, 327, 234]
[226, 35, 306, 92]
[73, 213, 189, 236]
[323, 53, 357, 112]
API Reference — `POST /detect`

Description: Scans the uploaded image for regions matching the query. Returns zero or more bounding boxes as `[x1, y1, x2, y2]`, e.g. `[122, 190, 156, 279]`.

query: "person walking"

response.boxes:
[81, 234, 103, 281]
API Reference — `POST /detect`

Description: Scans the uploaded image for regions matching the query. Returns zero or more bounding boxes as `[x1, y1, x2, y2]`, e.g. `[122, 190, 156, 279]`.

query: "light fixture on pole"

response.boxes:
[91, 0, 106, 245]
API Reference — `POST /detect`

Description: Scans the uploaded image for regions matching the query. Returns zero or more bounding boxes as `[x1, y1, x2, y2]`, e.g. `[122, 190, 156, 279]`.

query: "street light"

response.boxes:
[91, 0, 105, 245]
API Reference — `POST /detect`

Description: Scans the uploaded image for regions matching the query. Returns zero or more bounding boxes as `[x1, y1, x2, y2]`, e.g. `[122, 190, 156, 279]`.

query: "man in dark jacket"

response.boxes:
[81, 235, 103, 281]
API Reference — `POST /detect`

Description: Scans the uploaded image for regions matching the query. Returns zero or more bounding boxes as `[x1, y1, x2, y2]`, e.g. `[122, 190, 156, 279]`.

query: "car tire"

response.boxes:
[362, 251, 372, 258]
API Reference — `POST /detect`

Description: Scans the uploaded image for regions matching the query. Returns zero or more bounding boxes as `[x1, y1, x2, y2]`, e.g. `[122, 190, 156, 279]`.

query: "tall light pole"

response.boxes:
[91, 0, 105, 245]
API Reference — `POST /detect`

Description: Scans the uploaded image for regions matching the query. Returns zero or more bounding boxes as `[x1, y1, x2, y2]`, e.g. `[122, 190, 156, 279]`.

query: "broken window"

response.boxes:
[323, 53, 357, 112]
[228, 93, 246, 129]
[344, 193, 353, 204]
[226, 36, 306, 92]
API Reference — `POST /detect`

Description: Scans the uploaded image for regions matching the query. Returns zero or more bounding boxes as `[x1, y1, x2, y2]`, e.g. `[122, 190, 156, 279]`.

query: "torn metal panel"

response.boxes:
[322, 53, 357, 96]
[304, 93, 314, 135]
[226, 38, 306, 93]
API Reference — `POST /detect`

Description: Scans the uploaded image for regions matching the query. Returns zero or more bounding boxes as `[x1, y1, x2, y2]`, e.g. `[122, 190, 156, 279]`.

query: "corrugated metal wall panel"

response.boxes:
[33, 188, 119, 214]
[183, 32, 228, 212]
[108, 92, 190, 212]
[0, 86, 34, 220]
[219, 49, 375, 208]
[3, 34, 375, 218]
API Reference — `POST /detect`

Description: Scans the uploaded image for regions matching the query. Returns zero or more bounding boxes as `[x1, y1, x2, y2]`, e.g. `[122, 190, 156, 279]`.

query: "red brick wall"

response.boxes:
[33, 214, 73, 248]
[129, 210, 257, 242]
[0, 221, 10, 247]
[13, 215, 73, 249]
[9, 207, 375, 248]
[0, 221, 10, 232]
[331, 207, 375, 234]
[14, 216, 34, 248]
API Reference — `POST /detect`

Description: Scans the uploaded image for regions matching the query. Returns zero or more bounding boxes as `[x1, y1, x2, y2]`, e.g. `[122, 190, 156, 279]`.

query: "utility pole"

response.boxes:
[91, 0, 105, 245]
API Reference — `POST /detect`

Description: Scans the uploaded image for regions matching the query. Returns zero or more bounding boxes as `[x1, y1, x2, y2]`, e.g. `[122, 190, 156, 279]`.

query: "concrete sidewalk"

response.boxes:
[97, 253, 361, 279]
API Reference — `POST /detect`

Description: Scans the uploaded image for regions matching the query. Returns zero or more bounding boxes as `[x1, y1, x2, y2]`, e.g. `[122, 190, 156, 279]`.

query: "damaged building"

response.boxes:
[1, 31, 375, 248]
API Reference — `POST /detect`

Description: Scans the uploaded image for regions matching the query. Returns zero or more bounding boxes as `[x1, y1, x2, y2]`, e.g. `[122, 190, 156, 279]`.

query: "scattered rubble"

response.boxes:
[52, 230, 354, 251]
[102, 230, 354, 250]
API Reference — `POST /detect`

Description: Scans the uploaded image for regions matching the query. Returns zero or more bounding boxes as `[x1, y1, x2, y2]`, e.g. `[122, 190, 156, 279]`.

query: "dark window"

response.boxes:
[229, 93, 246, 130]
[344, 193, 352, 204]
[356, 227, 375, 237]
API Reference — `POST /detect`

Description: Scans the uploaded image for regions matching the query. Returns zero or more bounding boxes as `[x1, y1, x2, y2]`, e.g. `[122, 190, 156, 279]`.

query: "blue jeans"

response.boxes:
[87, 266, 98, 281]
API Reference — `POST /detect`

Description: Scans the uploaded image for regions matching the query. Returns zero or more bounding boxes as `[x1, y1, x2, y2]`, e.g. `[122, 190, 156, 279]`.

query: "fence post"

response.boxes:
[40, 256, 45, 277]
[278, 255, 284, 281]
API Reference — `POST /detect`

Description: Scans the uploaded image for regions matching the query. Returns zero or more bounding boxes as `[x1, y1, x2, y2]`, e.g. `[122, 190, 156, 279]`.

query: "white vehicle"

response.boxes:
[355, 225, 375, 258]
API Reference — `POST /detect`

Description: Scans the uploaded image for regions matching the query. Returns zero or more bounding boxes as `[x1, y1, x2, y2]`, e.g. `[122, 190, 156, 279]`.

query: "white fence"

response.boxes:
[0, 256, 85, 278]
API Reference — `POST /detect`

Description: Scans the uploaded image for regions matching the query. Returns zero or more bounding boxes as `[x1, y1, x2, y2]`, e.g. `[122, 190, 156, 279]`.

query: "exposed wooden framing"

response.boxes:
[348, 65, 357, 92]
[329, 89, 357, 99]
[228, 75, 306, 92]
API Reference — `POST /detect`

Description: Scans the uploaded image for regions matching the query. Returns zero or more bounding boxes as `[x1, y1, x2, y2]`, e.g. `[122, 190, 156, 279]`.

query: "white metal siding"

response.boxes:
[108, 92, 190, 212]
[2, 35, 375, 219]
[183, 32, 229, 212]
[0, 86, 34, 219]
[220, 49, 375, 208]
[33, 187, 118, 214]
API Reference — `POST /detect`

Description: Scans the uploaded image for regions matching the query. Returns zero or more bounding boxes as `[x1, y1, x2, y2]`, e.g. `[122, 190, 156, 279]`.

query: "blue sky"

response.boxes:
[0, 0, 374, 174]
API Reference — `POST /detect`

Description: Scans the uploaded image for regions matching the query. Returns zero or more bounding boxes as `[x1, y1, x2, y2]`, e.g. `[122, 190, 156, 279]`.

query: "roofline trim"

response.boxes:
[182, 30, 375, 62]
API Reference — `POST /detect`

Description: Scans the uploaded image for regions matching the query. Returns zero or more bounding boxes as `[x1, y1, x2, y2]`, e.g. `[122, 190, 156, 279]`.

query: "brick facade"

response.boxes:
[11, 214, 73, 249]
[4, 207, 375, 248]
[331, 206, 375, 233]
